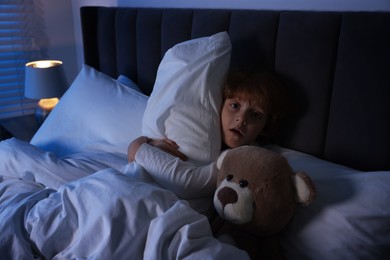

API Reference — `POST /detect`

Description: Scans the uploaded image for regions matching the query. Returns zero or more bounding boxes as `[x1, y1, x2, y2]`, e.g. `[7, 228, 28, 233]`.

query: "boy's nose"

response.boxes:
[235, 113, 247, 125]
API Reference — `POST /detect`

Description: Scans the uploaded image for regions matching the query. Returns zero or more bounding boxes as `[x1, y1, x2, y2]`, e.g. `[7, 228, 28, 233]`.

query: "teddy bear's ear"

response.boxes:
[216, 149, 230, 170]
[291, 171, 316, 206]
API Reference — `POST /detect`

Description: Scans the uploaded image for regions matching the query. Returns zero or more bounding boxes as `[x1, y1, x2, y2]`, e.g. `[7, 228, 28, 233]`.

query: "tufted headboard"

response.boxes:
[80, 7, 390, 171]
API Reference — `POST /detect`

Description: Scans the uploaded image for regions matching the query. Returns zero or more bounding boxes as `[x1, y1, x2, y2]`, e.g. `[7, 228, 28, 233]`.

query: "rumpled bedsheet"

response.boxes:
[0, 139, 248, 259]
[0, 138, 128, 189]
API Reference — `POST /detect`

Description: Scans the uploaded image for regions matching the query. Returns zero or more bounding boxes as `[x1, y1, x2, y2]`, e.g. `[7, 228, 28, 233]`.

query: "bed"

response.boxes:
[0, 6, 389, 259]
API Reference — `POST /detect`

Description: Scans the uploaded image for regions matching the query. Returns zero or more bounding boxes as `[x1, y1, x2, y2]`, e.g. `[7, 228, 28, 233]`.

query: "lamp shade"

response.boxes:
[24, 60, 67, 99]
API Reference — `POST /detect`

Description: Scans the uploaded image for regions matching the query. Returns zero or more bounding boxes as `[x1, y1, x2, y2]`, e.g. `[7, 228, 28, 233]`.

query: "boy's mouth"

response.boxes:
[230, 128, 243, 137]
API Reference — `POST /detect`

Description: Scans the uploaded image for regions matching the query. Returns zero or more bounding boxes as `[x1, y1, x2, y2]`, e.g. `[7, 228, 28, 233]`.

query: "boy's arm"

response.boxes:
[135, 143, 217, 199]
[128, 136, 187, 162]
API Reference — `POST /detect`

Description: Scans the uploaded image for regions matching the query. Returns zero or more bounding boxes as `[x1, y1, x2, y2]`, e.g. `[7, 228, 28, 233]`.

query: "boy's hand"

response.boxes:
[128, 136, 187, 162]
[149, 138, 188, 161]
[128, 136, 149, 162]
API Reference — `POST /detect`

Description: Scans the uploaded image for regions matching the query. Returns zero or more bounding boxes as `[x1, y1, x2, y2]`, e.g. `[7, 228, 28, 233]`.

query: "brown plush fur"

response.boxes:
[213, 146, 315, 258]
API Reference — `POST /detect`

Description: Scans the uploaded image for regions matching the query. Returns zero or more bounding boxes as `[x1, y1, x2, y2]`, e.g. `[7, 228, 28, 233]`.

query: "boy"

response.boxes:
[127, 69, 287, 214]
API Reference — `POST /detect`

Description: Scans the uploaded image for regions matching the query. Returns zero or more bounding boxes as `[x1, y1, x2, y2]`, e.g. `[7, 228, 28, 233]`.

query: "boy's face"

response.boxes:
[221, 96, 268, 148]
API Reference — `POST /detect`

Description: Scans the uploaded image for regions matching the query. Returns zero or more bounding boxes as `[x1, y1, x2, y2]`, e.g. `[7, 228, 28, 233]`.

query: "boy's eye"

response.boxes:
[230, 103, 240, 110]
[252, 111, 263, 119]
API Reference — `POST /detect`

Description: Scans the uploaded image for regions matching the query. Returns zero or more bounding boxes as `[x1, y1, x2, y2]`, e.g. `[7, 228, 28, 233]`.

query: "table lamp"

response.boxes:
[24, 60, 67, 125]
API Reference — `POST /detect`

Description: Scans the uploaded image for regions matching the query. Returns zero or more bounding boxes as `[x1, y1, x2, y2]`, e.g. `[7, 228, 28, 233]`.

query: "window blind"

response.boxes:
[0, 1, 45, 119]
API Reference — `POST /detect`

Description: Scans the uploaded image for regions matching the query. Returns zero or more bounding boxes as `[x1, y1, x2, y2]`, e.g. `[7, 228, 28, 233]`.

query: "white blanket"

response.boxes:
[0, 139, 249, 259]
[0, 138, 128, 189]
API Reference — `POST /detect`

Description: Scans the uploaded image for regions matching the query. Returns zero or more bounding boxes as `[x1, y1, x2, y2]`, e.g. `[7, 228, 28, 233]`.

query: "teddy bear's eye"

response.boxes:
[239, 179, 248, 188]
[226, 175, 233, 181]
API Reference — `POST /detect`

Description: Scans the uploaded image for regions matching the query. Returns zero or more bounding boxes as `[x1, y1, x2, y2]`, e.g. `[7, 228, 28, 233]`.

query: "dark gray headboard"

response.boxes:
[80, 7, 390, 171]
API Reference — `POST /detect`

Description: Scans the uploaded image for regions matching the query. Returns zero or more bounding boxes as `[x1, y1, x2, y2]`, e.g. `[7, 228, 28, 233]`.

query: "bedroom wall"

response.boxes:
[43, 0, 390, 84]
[115, 0, 390, 11]
[40, 0, 78, 86]
[74, 0, 390, 11]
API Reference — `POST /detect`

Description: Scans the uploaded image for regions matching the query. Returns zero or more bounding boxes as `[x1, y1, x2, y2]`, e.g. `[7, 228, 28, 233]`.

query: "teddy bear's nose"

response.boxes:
[217, 186, 238, 208]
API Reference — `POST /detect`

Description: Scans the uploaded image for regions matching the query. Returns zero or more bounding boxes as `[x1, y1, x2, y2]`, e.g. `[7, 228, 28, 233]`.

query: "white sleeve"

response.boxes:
[134, 143, 217, 199]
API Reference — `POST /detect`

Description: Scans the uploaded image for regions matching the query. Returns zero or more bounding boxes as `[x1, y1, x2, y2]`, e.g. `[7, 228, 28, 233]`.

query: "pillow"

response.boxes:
[142, 31, 231, 165]
[117, 75, 143, 93]
[31, 65, 148, 157]
[268, 146, 390, 259]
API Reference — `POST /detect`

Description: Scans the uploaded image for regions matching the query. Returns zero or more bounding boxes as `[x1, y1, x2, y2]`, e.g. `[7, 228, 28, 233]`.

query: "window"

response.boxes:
[0, 1, 46, 119]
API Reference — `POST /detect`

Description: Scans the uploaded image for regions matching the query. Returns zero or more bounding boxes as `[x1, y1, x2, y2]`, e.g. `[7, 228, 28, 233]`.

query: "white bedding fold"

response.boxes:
[26, 168, 178, 258]
[0, 177, 55, 259]
[0, 144, 249, 259]
[0, 138, 128, 189]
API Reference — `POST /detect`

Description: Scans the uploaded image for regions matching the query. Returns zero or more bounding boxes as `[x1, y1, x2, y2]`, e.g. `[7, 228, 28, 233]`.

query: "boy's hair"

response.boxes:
[222, 69, 289, 142]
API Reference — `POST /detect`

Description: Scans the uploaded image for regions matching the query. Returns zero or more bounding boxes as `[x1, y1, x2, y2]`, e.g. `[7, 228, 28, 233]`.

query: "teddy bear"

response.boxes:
[212, 145, 316, 259]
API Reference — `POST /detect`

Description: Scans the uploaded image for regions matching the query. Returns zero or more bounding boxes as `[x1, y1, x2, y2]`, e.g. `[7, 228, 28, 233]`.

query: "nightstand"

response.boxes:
[0, 115, 39, 142]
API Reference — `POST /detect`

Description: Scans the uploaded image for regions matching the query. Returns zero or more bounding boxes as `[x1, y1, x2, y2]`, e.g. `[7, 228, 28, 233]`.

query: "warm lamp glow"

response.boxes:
[38, 98, 59, 110]
[26, 60, 63, 69]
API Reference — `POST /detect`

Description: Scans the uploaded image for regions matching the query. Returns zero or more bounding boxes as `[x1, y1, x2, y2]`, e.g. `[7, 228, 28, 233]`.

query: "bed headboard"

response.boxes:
[80, 7, 390, 171]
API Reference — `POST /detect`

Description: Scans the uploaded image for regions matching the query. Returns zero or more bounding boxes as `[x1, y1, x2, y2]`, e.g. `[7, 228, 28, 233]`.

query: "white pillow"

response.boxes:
[269, 146, 390, 259]
[142, 32, 231, 165]
[31, 65, 148, 157]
